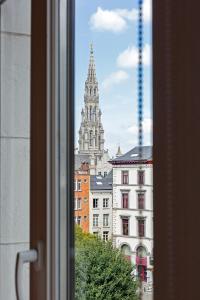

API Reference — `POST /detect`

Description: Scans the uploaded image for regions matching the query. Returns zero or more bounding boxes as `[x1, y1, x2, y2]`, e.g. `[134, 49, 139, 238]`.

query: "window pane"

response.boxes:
[74, 0, 153, 299]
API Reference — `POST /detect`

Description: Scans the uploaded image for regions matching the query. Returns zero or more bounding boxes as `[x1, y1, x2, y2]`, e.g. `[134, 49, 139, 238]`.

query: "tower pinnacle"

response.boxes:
[87, 43, 97, 83]
[78, 44, 104, 155]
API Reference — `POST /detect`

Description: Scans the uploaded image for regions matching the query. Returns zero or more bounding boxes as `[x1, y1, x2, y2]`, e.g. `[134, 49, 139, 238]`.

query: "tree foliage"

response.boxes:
[75, 226, 138, 300]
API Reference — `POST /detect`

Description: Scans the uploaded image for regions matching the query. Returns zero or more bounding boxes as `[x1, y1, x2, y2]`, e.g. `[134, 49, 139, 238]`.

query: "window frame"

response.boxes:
[122, 217, 129, 236]
[137, 218, 145, 238]
[122, 192, 129, 209]
[103, 214, 109, 227]
[103, 198, 109, 208]
[121, 170, 129, 185]
[137, 170, 145, 185]
[93, 214, 99, 227]
[138, 192, 145, 210]
[93, 198, 99, 208]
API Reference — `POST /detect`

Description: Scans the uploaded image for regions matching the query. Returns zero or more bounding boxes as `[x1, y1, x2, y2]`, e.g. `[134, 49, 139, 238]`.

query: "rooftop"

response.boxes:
[109, 146, 152, 165]
[90, 170, 113, 191]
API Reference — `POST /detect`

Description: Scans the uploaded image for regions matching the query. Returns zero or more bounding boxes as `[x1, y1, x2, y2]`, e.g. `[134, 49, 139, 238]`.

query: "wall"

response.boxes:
[74, 173, 90, 233]
[89, 190, 112, 239]
[0, 1, 31, 298]
[112, 163, 153, 271]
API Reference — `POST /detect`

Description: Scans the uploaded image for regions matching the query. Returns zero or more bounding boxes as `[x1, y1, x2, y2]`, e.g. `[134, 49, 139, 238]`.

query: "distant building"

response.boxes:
[74, 162, 90, 233]
[77, 44, 111, 175]
[109, 146, 153, 283]
[89, 171, 113, 241]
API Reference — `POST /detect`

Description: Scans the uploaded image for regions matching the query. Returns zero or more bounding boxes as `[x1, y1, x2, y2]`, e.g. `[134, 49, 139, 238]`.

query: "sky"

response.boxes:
[75, 0, 152, 157]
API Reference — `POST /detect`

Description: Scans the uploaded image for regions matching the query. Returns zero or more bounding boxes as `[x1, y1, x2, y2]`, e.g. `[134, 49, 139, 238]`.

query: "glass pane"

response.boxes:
[74, 0, 153, 299]
[0, 1, 31, 299]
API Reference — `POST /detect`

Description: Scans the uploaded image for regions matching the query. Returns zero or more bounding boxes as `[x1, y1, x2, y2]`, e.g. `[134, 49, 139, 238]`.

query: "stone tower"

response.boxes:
[78, 44, 105, 157]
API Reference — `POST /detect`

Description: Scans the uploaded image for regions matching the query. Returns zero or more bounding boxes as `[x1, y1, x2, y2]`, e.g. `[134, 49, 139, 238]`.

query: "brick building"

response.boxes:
[74, 161, 90, 232]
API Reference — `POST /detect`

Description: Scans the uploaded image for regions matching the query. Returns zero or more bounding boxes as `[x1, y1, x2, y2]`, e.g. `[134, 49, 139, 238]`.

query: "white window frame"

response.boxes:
[93, 214, 99, 227]
[103, 214, 109, 227]
[103, 198, 109, 208]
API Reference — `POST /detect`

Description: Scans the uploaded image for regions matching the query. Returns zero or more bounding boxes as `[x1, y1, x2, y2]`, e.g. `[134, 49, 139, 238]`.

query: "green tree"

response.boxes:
[75, 226, 138, 300]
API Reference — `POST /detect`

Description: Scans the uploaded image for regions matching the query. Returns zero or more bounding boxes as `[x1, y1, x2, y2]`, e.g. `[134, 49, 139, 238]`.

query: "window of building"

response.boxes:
[138, 193, 145, 209]
[74, 198, 81, 210]
[122, 193, 129, 209]
[77, 179, 81, 191]
[74, 180, 77, 191]
[121, 244, 131, 261]
[104, 171, 107, 177]
[138, 219, 145, 237]
[77, 198, 81, 210]
[89, 130, 93, 146]
[122, 218, 129, 236]
[138, 170, 145, 185]
[136, 246, 147, 258]
[103, 231, 109, 242]
[103, 214, 109, 226]
[98, 171, 102, 176]
[122, 171, 129, 184]
[93, 214, 99, 227]
[75, 216, 81, 226]
[103, 198, 109, 208]
[93, 198, 98, 208]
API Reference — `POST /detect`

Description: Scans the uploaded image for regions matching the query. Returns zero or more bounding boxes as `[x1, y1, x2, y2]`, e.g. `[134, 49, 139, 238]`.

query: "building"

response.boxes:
[74, 161, 90, 232]
[109, 146, 153, 283]
[77, 44, 111, 175]
[89, 171, 113, 241]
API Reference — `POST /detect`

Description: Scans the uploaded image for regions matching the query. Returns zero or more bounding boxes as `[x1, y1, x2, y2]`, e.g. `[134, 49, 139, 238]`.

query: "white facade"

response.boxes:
[112, 162, 153, 282]
[89, 190, 112, 241]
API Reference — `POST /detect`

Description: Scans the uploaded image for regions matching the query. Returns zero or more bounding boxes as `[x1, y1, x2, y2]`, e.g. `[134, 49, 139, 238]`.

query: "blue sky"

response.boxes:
[75, 0, 152, 156]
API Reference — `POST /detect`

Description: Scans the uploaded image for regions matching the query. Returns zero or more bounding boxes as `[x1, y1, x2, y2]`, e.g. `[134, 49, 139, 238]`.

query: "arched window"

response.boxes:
[95, 130, 98, 146]
[93, 107, 96, 122]
[89, 106, 92, 120]
[89, 130, 93, 146]
[89, 87, 92, 95]
[85, 107, 88, 120]
[121, 244, 131, 261]
[98, 135, 101, 149]
[136, 246, 147, 258]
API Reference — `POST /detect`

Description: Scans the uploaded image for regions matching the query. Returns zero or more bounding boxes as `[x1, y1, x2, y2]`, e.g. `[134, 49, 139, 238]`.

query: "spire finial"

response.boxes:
[116, 145, 123, 157]
[86, 43, 97, 83]
[90, 42, 94, 55]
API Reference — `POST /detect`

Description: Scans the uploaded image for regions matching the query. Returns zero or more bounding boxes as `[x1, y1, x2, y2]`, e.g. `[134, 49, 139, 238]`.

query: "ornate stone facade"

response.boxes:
[78, 45, 111, 175]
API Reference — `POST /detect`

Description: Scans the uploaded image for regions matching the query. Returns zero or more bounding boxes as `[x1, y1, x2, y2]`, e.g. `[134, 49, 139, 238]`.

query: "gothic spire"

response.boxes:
[87, 43, 97, 83]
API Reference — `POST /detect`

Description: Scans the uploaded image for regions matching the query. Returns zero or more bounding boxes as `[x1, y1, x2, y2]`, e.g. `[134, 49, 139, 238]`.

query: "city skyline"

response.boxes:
[75, 0, 152, 156]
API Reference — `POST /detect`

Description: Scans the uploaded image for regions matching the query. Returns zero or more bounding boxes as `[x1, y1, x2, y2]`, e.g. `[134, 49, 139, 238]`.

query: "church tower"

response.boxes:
[78, 44, 105, 156]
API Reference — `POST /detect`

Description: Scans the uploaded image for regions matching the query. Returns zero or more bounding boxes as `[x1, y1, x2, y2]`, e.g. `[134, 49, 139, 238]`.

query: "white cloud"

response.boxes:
[117, 44, 151, 68]
[102, 70, 129, 90]
[128, 118, 152, 135]
[143, 0, 152, 22]
[114, 8, 138, 22]
[90, 7, 127, 33]
[89, 1, 151, 33]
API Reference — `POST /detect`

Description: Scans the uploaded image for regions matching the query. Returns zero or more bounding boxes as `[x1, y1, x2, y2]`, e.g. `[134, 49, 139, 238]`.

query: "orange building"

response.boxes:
[74, 162, 90, 233]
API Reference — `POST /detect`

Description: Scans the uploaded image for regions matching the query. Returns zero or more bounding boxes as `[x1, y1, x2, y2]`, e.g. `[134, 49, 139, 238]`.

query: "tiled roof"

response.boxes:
[109, 146, 152, 164]
[90, 170, 113, 191]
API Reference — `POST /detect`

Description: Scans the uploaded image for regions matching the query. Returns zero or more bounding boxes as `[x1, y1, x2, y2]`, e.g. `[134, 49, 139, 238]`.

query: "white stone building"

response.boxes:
[89, 171, 113, 241]
[109, 146, 153, 283]
[77, 44, 111, 175]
